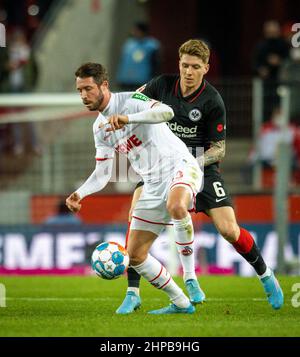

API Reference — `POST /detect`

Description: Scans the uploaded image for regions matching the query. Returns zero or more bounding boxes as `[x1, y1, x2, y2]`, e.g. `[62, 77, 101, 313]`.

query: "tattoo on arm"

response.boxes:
[198, 140, 226, 167]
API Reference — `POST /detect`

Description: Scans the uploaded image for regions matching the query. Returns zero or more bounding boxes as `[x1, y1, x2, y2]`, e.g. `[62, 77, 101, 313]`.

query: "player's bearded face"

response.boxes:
[86, 88, 104, 111]
[76, 77, 106, 111]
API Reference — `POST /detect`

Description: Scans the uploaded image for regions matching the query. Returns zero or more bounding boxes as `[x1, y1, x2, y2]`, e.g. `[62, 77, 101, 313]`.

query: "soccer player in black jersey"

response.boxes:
[116, 39, 283, 314]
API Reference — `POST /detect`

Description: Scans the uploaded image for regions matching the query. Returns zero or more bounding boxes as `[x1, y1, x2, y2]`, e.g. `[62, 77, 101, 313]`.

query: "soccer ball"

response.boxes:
[91, 241, 129, 280]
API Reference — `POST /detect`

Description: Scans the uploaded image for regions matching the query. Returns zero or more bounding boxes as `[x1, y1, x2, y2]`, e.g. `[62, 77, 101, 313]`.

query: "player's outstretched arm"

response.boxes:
[100, 102, 174, 132]
[66, 159, 114, 213]
[127, 102, 174, 124]
[66, 192, 81, 213]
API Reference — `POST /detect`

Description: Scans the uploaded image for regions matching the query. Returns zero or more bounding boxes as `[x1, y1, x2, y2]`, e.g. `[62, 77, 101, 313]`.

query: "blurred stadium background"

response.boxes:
[0, 0, 300, 278]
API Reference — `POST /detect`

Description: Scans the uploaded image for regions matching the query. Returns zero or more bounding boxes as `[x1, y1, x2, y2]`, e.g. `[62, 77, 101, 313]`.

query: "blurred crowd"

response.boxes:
[247, 20, 300, 186]
[253, 20, 300, 123]
[0, 29, 40, 156]
[0, 0, 53, 158]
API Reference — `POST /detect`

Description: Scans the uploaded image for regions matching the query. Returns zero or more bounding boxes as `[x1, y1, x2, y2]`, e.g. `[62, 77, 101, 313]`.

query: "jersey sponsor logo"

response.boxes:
[131, 92, 150, 101]
[188, 108, 202, 122]
[166, 121, 197, 135]
[115, 134, 142, 154]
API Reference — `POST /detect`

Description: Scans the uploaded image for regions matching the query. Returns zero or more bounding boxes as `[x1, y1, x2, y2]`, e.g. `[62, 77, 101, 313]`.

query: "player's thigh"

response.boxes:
[196, 173, 232, 213]
[127, 229, 157, 264]
[129, 184, 143, 221]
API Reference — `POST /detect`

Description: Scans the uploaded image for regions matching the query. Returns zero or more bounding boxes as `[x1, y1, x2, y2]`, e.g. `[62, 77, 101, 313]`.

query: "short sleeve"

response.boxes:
[205, 93, 226, 141]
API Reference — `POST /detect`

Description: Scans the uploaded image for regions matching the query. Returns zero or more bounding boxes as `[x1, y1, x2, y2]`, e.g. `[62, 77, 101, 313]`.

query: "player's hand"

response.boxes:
[66, 192, 82, 213]
[99, 115, 129, 132]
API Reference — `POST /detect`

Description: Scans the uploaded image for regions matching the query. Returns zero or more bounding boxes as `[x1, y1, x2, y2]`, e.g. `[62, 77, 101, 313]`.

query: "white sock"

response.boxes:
[173, 214, 197, 282]
[258, 266, 272, 280]
[127, 287, 139, 296]
[133, 254, 190, 308]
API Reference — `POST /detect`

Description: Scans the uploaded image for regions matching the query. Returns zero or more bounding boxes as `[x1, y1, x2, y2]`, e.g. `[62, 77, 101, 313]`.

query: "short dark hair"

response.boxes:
[179, 39, 210, 64]
[75, 62, 109, 85]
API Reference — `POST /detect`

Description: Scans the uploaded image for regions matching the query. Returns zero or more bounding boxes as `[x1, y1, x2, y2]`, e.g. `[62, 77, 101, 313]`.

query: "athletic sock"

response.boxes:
[258, 266, 272, 280]
[127, 287, 140, 296]
[232, 227, 267, 275]
[132, 254, 190, 308]
[127, 266, 141, 288]
[173, 214, 197, 282]
[125, 221, 141, 290]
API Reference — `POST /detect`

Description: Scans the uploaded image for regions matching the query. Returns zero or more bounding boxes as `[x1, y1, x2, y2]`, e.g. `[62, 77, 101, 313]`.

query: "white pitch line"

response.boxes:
[5, 297, 267, 302]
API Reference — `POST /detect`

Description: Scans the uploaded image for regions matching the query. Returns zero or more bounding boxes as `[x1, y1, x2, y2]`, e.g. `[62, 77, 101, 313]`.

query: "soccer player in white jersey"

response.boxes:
[66, 62, 203, 314]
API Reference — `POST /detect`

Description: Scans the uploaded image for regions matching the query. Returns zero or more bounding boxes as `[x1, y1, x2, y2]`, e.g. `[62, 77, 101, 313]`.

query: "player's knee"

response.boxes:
[166, 201, 187, 219]
[219, 222, 239, 243]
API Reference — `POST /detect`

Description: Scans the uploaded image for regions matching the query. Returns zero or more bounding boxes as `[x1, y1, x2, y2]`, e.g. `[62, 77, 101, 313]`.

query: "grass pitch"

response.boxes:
[0, 275, 299, 337]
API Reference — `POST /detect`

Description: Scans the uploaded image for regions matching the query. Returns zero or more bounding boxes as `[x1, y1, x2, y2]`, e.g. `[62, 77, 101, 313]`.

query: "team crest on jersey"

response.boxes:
[188, 108, 202, 122]
[175, 170, 184, 179]
[181, 246, 193, 256]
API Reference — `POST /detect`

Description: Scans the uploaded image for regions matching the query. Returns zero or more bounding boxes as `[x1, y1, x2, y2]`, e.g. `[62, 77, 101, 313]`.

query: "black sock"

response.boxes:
[127, 267, 141, 288]
[239, 242, 267, 276]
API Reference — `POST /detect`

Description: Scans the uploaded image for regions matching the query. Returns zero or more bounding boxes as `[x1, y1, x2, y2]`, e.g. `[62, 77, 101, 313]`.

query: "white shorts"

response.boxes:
[131, 156, 203, 235]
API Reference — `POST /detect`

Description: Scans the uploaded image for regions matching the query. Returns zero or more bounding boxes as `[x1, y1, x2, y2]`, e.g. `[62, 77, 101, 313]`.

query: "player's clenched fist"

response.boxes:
[99, 114, 129, 132]
[66, 192, 82, 213]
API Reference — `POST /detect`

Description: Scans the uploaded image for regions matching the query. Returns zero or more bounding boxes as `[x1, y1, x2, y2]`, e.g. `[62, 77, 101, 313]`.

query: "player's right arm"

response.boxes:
[66, 158, 114, 213]
[66, 136, 115, 213]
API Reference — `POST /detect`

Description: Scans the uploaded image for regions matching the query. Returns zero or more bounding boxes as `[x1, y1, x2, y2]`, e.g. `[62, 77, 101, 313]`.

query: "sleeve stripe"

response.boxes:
[96, 158, 113, 161]
[150, 100, 159, 108]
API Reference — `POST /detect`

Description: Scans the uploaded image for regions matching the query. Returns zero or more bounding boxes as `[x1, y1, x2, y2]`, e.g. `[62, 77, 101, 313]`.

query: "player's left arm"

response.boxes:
[202, 140, 225, 167]
[101, 97, 174, 132]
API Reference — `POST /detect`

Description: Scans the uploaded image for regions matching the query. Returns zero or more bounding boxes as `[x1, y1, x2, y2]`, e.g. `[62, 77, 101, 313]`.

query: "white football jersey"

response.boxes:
[93, 92, 196, 183]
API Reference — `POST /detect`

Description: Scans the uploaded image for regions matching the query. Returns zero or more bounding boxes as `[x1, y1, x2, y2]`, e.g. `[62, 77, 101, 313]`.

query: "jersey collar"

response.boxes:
[102, 92, 115, 116]
[174, 77, 207, 103]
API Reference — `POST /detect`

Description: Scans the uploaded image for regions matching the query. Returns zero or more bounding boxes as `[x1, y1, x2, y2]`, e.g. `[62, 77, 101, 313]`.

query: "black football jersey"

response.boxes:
[141, 74, 226, 168]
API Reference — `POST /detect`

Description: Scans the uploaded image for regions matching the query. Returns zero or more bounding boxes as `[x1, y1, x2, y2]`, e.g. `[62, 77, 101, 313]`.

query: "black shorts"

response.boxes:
[195, 167, 233, 214]
[134, 165, 233, 214]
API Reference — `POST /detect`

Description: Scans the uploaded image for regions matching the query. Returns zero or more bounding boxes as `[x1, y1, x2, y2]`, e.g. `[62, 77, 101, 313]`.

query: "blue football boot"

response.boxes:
[148, 303, 195, 315]
[261, 271, 284, 310]
[115, 291, 141, 314]
[185, 279, 206, 304]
